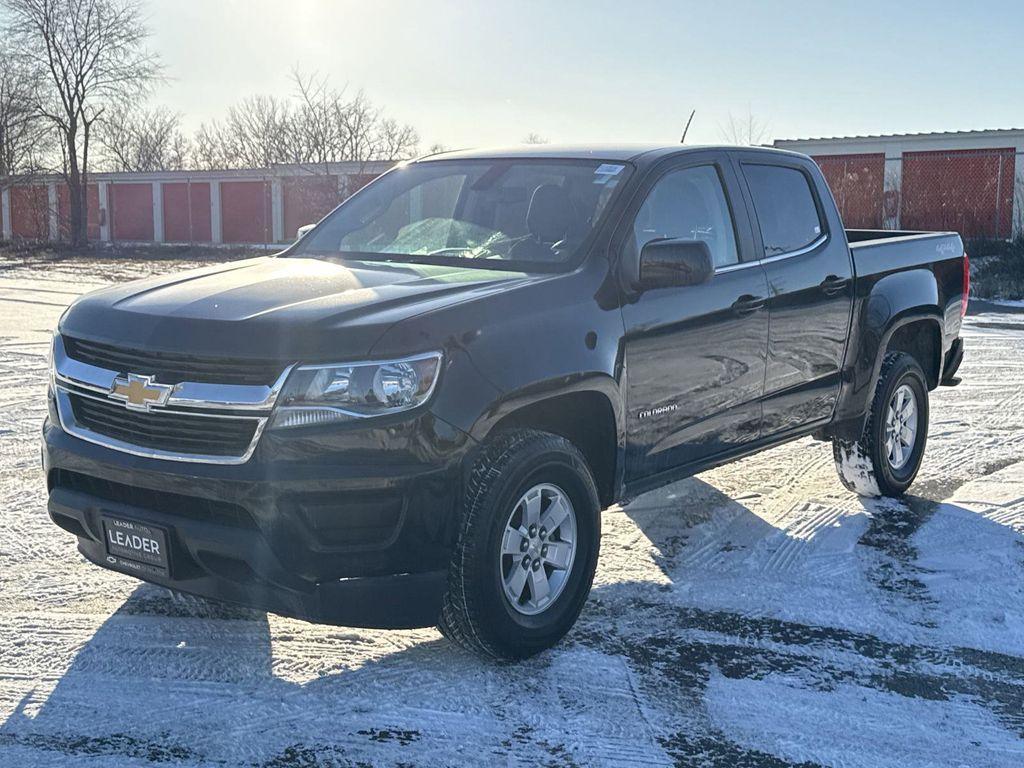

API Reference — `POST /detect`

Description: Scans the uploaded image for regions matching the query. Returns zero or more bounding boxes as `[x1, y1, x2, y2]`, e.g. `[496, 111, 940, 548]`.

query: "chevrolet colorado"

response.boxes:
[43, 145, 968, 659]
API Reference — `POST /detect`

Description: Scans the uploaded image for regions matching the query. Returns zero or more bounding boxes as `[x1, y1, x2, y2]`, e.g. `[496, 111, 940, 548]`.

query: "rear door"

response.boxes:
[733, 153, 855, 434]
[620, 153, 770, 481]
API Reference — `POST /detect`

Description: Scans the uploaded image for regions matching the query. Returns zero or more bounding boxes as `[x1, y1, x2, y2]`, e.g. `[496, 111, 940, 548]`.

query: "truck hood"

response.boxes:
[60, 256, 536, 361]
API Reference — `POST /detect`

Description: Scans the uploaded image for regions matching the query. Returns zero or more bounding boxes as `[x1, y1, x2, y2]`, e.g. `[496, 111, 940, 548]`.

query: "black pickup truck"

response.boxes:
[44, 144, 968, 659]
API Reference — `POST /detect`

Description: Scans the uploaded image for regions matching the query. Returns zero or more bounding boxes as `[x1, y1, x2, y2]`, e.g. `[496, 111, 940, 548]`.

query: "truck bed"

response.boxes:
[846, 229, 964, 280]
[846, 228, 958, 244]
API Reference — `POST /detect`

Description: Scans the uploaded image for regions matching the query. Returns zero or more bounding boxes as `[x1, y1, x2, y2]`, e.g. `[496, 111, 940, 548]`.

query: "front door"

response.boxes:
[621, 157, 770, 481]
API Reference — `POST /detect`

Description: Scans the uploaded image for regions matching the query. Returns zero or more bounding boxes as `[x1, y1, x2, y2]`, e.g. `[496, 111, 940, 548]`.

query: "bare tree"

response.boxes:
[192, 121, 233, 172]
[194, 95, 297, 170]
[193, 70, 419, 171]
[523, 132, 549, 145]
[97, 103, 188, 172]
[3, 0, 161, 246]
[719, 109, 771, 146]
[371, 117, 418, 162]
[290, 70, 342, 166]
[0, 45, 51, 181]
[291, 73, 418, 164]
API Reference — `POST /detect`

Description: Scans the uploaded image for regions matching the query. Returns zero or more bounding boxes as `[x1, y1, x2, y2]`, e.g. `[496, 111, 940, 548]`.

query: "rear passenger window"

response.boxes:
[743, 165, 824, 256]
[632, 165, 739, 268]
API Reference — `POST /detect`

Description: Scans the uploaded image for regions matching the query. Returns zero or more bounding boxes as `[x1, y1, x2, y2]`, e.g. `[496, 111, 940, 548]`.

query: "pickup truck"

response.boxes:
[43, 144, 968, 659]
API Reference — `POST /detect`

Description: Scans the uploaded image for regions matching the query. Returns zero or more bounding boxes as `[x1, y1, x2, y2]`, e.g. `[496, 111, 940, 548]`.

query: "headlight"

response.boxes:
[48, 331, 60, 393]
[270, 351, 443, 429]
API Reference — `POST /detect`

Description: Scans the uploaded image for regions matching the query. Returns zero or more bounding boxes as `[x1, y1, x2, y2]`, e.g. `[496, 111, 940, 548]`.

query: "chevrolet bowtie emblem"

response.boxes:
[110, 373, 173, 411]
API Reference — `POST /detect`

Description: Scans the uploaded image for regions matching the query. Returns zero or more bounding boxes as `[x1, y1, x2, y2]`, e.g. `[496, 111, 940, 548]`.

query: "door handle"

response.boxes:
[731, 294, 766, 316]
[820, 275, 851, 296]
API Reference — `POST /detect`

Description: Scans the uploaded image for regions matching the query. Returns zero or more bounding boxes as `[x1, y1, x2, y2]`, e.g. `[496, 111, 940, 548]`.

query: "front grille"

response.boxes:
[49, 469, 257, 529]
[63, 336, 284, 386]
[69, 393, 259, 458]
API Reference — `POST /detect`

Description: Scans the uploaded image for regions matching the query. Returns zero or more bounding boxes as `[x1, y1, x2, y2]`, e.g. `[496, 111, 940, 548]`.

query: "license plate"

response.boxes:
[102, 516, 170, 577]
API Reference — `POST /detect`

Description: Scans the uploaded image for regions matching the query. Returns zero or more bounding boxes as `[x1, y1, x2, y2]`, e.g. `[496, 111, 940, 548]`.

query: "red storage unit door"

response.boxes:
[283, 176, 338, 241]
[162, 182, 212, 243]
[10, 186, 50, 239]
[57, 184, 101, 241]
[901, 148, 1016, 239]
[110, 183, 155, 242]
[812, 153, 885, 229]
[221, 180, 271, 244]
[347, 173, 381, 196]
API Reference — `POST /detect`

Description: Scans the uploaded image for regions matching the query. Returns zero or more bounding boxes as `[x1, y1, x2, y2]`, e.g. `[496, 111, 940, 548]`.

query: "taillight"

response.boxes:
[961, 251, 970, 318]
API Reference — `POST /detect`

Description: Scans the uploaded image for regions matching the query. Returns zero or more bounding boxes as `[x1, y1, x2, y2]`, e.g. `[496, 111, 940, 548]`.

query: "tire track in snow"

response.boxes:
[758, 502, 847, 575]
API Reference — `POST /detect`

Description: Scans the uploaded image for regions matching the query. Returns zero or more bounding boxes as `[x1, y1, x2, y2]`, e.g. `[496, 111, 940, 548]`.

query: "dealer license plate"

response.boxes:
[101, 516, 170, 578]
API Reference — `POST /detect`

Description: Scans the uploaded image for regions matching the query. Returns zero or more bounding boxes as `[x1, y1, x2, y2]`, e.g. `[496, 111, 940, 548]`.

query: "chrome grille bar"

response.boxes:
[51, 334, 293, 464]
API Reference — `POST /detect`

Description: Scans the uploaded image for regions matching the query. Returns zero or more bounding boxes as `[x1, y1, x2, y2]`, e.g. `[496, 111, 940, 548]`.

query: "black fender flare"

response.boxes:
[831, 272, 944, 441]
[460, 372, 626, 503]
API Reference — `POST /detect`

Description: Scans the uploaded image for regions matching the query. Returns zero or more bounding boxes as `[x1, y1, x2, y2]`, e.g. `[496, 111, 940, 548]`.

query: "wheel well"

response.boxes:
[491, 392, 618, 508]
[886, 319, 941, 389]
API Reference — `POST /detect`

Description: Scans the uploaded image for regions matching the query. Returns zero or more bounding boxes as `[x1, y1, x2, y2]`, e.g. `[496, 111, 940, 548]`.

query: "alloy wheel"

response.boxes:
[885, 383, 918, 470]
[499, 483, 578, 616]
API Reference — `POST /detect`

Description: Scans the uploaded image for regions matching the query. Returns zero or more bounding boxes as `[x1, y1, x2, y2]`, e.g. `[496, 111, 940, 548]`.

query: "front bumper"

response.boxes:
[42, 403, 473, 629]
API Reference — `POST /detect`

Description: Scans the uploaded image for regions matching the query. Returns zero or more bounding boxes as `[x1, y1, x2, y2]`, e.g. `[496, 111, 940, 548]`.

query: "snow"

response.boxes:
[1, 255, 1023, 767]
[834, 440, 882, 496]
[707, 672, 1024, 768]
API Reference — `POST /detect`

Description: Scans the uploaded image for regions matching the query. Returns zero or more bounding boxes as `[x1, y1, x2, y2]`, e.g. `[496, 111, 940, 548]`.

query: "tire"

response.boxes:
[833, 351, 929, 498]
[438, 429, 601, 660]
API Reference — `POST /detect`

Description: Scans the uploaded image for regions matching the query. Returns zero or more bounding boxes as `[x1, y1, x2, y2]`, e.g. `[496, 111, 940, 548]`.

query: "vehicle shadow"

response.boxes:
[0, 589, 282, 764]
[611, 475, 782, 579]
[2, 485, 1022, 767]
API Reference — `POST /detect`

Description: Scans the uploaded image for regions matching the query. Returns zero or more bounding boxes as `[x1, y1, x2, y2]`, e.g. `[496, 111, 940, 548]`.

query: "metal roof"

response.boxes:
[775, 128, 1024, 145]
[0, 160, 395, 186]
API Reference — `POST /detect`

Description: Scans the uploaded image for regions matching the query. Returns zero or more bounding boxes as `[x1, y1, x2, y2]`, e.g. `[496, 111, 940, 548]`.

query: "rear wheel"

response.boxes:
[438, 429, 601, 660]
[833, 351, 929, 497]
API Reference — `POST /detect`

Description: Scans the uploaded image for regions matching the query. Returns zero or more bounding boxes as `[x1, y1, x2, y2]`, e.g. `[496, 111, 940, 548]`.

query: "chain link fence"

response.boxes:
[813, 148, 1022, 240]
[900, 148, 1017, 239]
[813, 153, 886, 229]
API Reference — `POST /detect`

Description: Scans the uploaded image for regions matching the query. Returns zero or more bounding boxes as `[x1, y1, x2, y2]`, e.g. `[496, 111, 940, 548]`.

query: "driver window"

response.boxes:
[633, 165, 739, 268]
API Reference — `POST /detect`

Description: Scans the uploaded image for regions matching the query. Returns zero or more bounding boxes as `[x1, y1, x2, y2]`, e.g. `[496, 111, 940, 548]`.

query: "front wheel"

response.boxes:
[833, 351, 929, 497]
[438, 429, 601, 660]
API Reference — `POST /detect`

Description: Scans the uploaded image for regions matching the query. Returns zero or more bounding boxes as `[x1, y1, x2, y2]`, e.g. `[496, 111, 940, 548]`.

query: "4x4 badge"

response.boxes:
[110, 373, 173, 411]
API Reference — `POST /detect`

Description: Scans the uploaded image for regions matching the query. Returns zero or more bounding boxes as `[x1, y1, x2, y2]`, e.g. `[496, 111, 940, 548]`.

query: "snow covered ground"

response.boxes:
[1, 255, 1022, 767]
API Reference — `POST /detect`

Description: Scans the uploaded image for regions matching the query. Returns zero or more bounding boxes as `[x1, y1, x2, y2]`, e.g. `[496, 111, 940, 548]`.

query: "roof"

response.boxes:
[775, 127, 1024, 145]
[416, 143, 668, 162]
[416, 143, 800, 163]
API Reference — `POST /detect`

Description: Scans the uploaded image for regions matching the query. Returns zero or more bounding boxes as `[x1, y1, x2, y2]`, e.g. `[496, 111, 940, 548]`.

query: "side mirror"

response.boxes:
[296, 224, 315, 241]
[639, 238, 714, 290]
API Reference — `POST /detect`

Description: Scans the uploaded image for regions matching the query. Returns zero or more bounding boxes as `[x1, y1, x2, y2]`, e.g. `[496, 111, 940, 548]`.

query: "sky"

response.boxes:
[144, 0, 1024, 151]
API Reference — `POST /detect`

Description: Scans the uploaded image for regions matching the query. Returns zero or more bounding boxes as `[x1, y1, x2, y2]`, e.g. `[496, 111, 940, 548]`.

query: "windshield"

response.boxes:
[291, 158, 631, 271]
